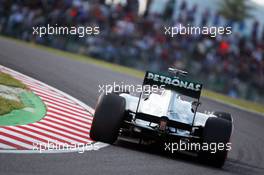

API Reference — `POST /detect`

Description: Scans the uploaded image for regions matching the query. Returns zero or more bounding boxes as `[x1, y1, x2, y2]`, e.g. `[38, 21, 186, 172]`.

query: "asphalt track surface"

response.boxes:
[0, 37, 264, 175]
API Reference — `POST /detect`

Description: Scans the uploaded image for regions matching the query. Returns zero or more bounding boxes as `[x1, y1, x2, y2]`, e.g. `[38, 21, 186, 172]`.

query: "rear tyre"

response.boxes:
[199, 117, 232, 168]
[90, 93, 126, 144]
[213, 112, 233, 122]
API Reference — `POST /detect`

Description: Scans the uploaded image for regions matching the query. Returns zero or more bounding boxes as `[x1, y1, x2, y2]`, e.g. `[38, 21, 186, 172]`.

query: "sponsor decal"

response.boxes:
[145, 72, 201, 91]
[143, 71, 202, 98]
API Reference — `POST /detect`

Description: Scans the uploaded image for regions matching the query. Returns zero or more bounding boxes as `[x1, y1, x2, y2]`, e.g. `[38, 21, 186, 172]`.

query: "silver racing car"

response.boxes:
[90, 68, 233, 167]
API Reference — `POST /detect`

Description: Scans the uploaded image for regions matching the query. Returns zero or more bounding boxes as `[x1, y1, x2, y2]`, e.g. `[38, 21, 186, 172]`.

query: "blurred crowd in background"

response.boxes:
[0, 0, 263, 103]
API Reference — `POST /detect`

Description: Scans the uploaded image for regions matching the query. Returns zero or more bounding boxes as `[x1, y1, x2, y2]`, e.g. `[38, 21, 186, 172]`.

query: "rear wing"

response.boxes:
[143, 71, 203, 99]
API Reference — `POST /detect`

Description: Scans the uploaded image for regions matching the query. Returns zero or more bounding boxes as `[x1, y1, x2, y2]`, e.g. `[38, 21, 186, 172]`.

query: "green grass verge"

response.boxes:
[202, 90, 264, 114]
[0, 72, 27, 89]
[0, 92, 47, 126]
[0, 96, 24, 115]
[1, 35, 263, 115]
[0, 72, 27, 115]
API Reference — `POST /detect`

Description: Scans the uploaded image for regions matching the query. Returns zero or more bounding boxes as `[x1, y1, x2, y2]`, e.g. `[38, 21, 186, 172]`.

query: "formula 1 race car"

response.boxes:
[90, 68, 233, 167]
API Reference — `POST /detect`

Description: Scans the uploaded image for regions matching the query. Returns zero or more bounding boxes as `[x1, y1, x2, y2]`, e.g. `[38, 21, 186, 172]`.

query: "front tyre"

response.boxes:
[90, 93, 126, 144]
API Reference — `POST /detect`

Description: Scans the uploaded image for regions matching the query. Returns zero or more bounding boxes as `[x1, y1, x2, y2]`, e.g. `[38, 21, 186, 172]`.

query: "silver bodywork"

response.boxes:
[120, 90, 216, 128]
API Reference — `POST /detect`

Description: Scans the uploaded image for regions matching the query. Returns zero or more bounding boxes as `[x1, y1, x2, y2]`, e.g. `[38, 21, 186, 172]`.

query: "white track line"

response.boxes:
[0, 143, 16, 149]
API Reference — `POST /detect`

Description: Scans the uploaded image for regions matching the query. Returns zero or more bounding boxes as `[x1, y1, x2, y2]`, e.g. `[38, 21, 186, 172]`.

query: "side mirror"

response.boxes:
[192, 101, 201, 107]
[191, 101, 201, 113]
[143, 92, 152, 101]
